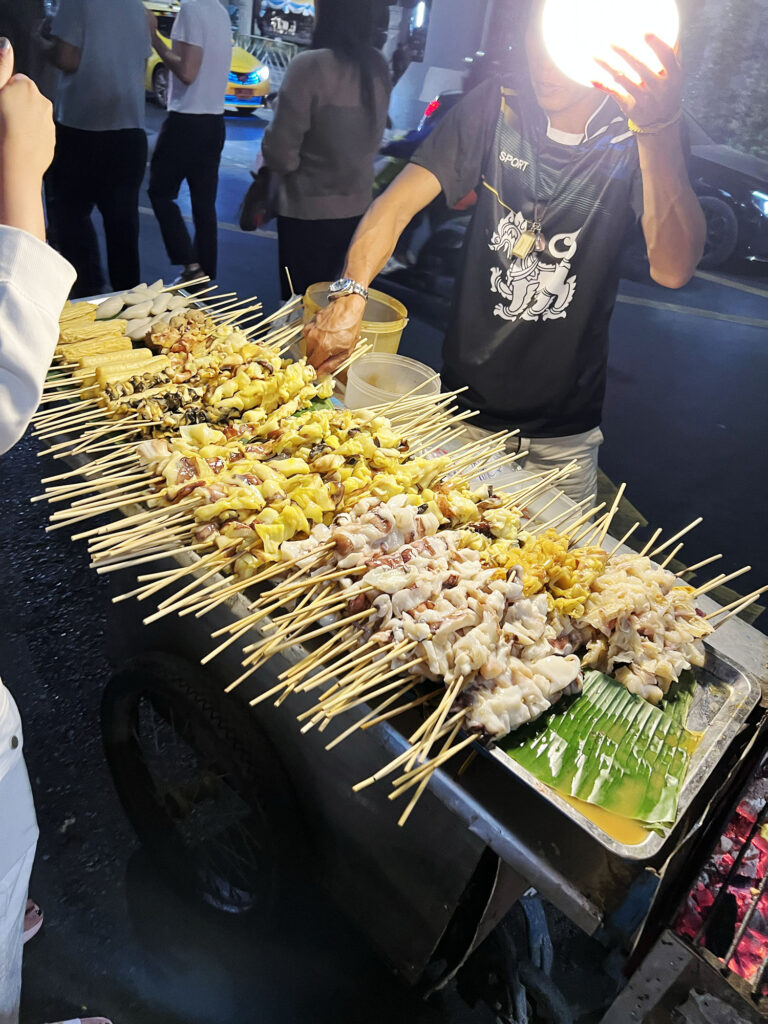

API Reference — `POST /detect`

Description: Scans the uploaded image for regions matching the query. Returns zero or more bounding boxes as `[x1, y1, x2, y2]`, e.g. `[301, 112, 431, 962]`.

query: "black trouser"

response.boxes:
[277, 215, 362, 299]
[45, 124, 147, 298]
[148, 112, 225, 280]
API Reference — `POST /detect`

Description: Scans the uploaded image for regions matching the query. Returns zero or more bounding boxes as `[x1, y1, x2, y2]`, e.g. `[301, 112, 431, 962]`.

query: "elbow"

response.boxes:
[261, 147, 296, 178]
[649, 265, 694, 290]
[648, 237, 704, 290]
[56, 54, 80, 73]
[51, 43, 80, 73]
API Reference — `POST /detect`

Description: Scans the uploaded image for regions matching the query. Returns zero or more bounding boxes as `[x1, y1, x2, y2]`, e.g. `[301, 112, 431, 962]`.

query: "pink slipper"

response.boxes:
[23, 899, 43, 944]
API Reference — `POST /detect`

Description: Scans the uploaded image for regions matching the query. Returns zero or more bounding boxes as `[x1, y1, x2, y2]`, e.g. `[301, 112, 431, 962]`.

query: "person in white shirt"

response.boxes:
[147, 0, 233, 284]
[0, 38, 111, 1024]
[42, 0, 151, 298]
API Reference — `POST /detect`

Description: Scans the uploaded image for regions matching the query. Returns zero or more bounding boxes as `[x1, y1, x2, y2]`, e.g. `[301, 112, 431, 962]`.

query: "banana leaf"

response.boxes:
[501, 670, 698, 832]
[292, 397, 334, 416]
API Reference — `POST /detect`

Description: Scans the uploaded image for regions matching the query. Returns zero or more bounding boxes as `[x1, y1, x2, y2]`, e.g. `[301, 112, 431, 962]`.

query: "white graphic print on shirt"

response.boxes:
[489, 209, 580, 323]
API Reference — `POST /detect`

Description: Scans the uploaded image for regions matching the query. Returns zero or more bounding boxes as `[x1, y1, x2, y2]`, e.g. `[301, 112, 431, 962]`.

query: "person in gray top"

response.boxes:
[42, 0, 151, 297]
[261, 0, 390, 299]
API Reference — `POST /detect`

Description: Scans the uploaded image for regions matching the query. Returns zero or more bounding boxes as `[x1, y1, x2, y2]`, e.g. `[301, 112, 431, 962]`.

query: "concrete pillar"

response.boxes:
[233, 0, 255, 33]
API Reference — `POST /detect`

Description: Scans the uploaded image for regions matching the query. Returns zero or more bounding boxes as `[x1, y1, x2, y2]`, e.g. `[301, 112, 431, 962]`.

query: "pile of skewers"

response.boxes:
[30, 283, 768, 826]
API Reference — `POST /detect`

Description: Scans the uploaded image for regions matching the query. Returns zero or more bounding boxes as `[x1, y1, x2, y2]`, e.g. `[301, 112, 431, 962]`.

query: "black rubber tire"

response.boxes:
[152, 65, 169, 109]
[698, 195, 739, 269]
[101, 652, 302, 916]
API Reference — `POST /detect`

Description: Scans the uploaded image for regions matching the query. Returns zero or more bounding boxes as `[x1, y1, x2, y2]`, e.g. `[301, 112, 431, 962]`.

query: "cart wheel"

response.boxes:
[101, 652, 301, 915]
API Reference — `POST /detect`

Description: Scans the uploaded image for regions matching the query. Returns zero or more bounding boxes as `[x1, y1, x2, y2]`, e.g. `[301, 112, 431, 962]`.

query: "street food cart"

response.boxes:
[37, 289, 768, 1021]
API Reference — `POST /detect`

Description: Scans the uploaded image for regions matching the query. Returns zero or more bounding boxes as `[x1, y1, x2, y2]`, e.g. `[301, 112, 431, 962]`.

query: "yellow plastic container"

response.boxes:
[303, 282, 408, 355]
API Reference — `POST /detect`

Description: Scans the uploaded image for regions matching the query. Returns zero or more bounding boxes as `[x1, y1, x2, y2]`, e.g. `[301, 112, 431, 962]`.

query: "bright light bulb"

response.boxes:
[414, 1, 426, 29]
[541, 0, 679, 89]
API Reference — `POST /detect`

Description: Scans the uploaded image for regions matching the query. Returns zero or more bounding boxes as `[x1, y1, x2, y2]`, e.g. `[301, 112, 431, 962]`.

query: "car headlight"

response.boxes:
[229, 68, 268, 85]
[751, 190, 768, 218]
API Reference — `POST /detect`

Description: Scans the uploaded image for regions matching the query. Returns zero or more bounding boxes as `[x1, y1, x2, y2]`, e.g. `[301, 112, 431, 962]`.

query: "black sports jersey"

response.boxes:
[411, 78, 642, 436]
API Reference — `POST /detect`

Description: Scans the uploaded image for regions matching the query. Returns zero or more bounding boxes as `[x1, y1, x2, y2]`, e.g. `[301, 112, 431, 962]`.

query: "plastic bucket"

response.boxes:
[303, 282, 408, 354]
[345, 353, 440, 410]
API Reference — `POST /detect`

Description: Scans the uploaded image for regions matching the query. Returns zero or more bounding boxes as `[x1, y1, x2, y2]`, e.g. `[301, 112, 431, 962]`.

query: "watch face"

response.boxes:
[330, 279, 351, 295]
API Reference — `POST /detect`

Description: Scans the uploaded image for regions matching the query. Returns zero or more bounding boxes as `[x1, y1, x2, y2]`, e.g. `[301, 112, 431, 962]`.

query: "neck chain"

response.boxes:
[510, 116, 591, 261]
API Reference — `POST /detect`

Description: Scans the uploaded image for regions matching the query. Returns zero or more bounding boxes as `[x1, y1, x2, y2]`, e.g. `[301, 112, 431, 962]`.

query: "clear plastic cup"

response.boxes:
[344, 353, 440, 409]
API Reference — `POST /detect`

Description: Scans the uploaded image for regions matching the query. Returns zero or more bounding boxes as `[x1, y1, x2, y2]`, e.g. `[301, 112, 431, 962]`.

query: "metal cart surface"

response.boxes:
[46, 436, 768, 1002]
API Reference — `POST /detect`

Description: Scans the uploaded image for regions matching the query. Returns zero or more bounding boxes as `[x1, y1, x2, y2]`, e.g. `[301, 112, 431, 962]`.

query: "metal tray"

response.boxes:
[484, 643, 762, 859]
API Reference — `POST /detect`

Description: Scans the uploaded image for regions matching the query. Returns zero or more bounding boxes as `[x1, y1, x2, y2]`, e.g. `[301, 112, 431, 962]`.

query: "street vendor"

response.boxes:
[303, 0, 705, 503]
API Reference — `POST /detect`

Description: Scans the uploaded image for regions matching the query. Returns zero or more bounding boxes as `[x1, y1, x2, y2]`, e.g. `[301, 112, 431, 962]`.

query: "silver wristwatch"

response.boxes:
[328, 278, 368, 302]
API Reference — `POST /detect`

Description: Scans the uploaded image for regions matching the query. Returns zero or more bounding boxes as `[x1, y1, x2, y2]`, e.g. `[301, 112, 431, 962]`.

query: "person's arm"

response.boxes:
[47, 38, 81, 72]
[46, 0, 83, 72]
[303, 165, 441, 375]
[147, 9, 203, 85]
[0, 43, 76, 453]
[596, 36, 705, 289]
[261, 54, 314, 177]
[303, 79, 498, 375]
[0, 227, 75, 453]
[0, 41, 54, 240]
[636, 125, 705, 289]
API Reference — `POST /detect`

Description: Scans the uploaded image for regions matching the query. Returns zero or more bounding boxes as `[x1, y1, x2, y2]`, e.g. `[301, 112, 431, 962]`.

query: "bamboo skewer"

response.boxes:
[706, 585, 768, 624]
[241, 606, 377, 670]
[570, 509, 609, 547]
[649, 517, 703, 559]
[295, 639, 384, 696]
[638, 527, 663, 558]
[528, 495, 592, 537]
[693, 565, 752, 598]
[679, 553, 722, 577]
[597, 482, 626, 546]
[609, 521, 640, 556]
[307, 662, 426, 733]
[659, 543, 684, 570]
[391, 712, 471, 794]
[94, 544, 209, 574]
[360, 687, 444, 732]
[324, 682, 423, 751]
[311, 644, 420, 717]
[395, 733, 475, 827]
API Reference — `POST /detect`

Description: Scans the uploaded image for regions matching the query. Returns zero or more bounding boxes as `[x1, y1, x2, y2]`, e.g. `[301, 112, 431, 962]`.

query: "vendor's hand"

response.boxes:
[0, 39, 55, 240]
[303, 294, 366, 376]
[593, 34, 682, 129]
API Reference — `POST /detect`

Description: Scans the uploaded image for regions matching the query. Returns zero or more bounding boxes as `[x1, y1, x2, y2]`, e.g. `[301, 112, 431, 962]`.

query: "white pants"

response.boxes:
[0, 757, 38, 1024]
[463, 425, 604, 505]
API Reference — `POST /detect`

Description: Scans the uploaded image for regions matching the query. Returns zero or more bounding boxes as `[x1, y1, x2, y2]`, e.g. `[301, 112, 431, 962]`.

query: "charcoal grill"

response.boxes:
[602, 741, 768, 1022]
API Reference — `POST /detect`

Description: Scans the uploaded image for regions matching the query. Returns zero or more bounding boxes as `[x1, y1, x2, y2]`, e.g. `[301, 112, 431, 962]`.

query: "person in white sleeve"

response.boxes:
[0, 37, 112, 1024]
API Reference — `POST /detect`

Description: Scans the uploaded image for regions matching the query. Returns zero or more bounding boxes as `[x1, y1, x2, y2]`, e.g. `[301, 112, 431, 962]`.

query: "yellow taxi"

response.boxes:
[144, 1, 270, 113]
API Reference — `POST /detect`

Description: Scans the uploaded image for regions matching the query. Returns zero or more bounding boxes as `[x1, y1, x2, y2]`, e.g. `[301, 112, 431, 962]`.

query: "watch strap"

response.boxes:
[329, 278, 368, 302]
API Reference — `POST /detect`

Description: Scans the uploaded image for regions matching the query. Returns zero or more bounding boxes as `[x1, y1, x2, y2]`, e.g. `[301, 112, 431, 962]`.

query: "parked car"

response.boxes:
[143, 1, 270, 114]
[686, 112, 768, 267]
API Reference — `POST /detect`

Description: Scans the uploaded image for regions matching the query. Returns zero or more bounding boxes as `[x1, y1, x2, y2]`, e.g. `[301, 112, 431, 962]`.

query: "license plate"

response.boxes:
[233, 88, 253, 98]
